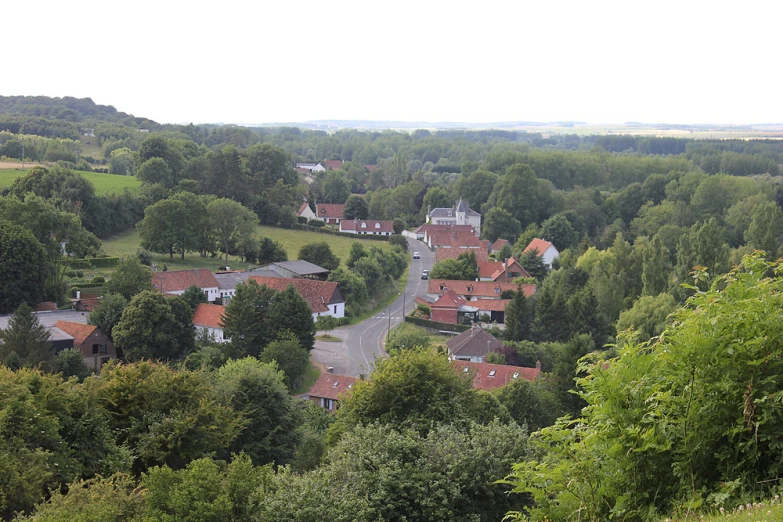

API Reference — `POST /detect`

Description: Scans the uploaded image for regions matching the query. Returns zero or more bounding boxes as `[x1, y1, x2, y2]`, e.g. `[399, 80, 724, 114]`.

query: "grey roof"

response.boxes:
[257, 260, 330, 276]
[430, 200, 480, 218]
[446, 328, 503, 358]
[48, 326, 75, 342]
[0, 309, 89, 330]
[428, 207, 456, 218]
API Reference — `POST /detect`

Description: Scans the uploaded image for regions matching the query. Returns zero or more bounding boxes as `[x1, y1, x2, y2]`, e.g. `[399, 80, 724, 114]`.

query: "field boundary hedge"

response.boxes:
[404, 316, 470, 333]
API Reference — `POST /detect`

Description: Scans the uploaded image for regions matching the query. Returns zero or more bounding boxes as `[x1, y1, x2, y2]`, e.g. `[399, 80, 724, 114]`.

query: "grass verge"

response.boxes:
[346, 261, 411, 325]
[315, 335, 342, 342]
[293, 361, 321, 395]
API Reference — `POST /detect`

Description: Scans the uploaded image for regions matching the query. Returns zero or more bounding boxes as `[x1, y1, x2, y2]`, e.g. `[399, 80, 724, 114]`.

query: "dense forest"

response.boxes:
[2, 96, 783, 520]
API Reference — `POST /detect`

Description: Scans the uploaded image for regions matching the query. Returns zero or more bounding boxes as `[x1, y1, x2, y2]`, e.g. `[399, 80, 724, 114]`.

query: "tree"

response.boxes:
[136, 157, 174, 188]
[482, 207, 522, 243]
[504, 288, 533, 342]
[388, 234, 408, 251]
[321, 171, 351, 204]
[454, 169, 498, 214]
[206, 198, 259, 262]
[137, 198, 187, 260]
[221, 280, 277, 358]
[487, 163, 554, 229]
[53, 348, 92, 381]
[519, 249, 548, 281]
[256, 236, 288, 265]
[386, 323, 431, 353]
[0, 220, 49, 313]
[0, 303, 52, 370]
[541, 213, 579, 251]
[430, 251, 478, 281]
[112, 292, 195, 362]
[315, 314, 338, 336]
[494, 378, 561, 432]
[641, 235, 669, 296]
[392, 217, 406, 234]
[87, 292, 127, 341]
[498, 243, 513, 261]
[343, 194, 369, 220]
[267, 285, 316, 350]
[298, 242, 339, 271]
[214, 358, 302, 465]
[181, 284, 208, 311]
[105, 259, 153, 300]
[616, 293, 678, 342]
[745, 200, 783, 258]
[259, 331, 310, 390]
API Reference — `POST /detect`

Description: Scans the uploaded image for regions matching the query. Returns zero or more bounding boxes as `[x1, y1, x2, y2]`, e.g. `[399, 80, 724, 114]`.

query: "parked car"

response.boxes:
[421, 270, 429, 280]
[413, 252, 420, 259]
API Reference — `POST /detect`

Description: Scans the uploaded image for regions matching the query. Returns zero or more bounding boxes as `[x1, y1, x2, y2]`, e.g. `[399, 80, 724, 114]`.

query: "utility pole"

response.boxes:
[22, 142, 25, 170]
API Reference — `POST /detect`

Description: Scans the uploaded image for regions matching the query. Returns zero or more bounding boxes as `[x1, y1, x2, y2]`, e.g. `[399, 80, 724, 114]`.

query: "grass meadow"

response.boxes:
[0, 166, 141, 195]
[99, 225, 396, 273]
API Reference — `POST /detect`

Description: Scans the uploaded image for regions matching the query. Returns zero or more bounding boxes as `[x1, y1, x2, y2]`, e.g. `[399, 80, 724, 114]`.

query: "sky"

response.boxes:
[4, 0, 782, 125]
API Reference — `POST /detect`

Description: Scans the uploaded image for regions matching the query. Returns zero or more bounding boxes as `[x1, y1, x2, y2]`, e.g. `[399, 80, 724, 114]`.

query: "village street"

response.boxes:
[310, 238, 434, 377]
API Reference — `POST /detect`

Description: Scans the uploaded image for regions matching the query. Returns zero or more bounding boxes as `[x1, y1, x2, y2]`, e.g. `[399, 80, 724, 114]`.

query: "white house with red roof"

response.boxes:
[296, 202, 317, 221]
[152, 269, 220, 302]
[249, 275, 345, 320]
[523, 238, 560, 268]
[426, 199, 482, 235]
[192, 303, 229, 343]
[315, 203, 345, 225]
[306, 373, 356, 411]
[340, 219, 394, 236]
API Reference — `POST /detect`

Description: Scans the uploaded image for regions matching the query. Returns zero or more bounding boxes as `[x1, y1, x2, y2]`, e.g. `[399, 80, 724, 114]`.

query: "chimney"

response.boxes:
[535, 360, 542, 371]
[76, 290, 81, 299]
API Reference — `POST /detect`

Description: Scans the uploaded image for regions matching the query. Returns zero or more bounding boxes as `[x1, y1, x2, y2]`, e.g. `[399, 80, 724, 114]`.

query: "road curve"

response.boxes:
[311, 237, 434, 377]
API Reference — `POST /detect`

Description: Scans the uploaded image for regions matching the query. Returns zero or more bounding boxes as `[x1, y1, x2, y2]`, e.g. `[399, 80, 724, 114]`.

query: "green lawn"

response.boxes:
[100, 225, 395, 273]
[0, 168, 140, 195]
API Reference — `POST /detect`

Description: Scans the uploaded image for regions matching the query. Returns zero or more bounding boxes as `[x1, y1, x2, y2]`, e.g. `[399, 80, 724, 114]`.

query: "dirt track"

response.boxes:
[0, 161, 42, 169]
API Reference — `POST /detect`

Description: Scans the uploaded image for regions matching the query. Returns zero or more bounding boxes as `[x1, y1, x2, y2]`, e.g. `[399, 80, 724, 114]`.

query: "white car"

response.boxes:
[413, 252, 420, 259]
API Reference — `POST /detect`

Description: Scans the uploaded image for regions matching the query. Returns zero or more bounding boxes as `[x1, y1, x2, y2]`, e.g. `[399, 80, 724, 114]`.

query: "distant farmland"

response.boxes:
[0, 166, 141, 195]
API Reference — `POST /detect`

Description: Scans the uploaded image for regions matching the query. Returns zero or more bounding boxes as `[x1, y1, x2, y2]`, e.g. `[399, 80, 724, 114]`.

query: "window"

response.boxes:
[100, 344, 107, 354]
[333, 305, 337, 313]
[375, 222, 380, 229]
[462, 366, 469, 373]
[488, 370, 496, 377]
[466, 285, 472, 292]
[92, 344, 100, 355]
[512, 372, 520, 379]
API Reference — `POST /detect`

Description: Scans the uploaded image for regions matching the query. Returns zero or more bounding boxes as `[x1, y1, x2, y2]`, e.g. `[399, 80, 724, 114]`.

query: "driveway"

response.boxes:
[311, 237, 434, 377]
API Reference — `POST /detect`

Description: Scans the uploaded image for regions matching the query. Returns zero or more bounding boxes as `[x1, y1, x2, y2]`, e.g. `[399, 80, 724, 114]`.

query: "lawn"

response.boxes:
[100, 225, 396, 273]
[0, 167, 141, 195]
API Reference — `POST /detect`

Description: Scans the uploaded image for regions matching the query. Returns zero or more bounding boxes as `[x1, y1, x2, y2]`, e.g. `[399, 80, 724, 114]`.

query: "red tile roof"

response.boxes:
[323, 159, 344, 170]
[340, 219, 394, 233]
[431, 289, 466, 310]
[473, 299, 511, 312]
[478, 260, 503, 279]
[248, 276, 343, 314]
[491, 239, 511, 252]
[152, 269, 219, 293]
[489, 257, 531, 281]
[429, 230, 484, 249]
[428, 279, 535, 298]
[36, 301, 58, 312]
[193, 303, 226, 329]
[316, 204, 345, 219]
[54, 321, 97, 346]
[454, 361, 540, 390]
[308, 373, 357, 400]
[435, 247, 489, 263]
[523, 238, 555, 256]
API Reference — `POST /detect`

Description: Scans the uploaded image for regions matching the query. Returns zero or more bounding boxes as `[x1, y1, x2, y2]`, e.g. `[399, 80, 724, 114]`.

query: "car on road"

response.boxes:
[421, 269, 429, 280]
[413, 251, 420, 259]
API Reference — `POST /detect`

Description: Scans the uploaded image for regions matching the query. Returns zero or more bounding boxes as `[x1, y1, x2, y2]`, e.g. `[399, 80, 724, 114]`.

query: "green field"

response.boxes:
[100, 225, 395, 273]
[0, 168, 141, 195]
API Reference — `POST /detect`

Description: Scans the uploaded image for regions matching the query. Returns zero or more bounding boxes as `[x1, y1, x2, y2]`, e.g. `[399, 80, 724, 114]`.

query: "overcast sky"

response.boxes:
[4, 1, 781, 125]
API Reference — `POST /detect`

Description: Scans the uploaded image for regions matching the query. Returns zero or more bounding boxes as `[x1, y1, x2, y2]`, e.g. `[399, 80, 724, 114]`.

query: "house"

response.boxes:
[473, 299, 512, 324]
[193, 303, 229, 343]
[340, 219, 394, 236]
[296, 202, 317, 221]
[295, 162, 325, 173]
[152, 269, 220, 302]
[315, 203, 345, 225]
[430, 289, 479, 325]
[478, 260, 503, 280]
[213, 271, 265, 302]
[523, 238, 560, 268]
[487, 257, 531, 282]
[306, 372, 356, 411]
[323, 159, 344, 170]
[255, 260, 331, 280]
[426, 199, 482, 235]
[455, 360, 541, 391]
[54, 320, 115, 371]
[490, 239, 511, 254]
[446, 326, 503, 362]
[248, 276, 345, 319]
[428, 279, 535, 301]
[427, 229, 484, 250]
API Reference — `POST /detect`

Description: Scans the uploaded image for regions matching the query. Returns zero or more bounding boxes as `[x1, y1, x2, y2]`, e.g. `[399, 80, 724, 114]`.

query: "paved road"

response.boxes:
[311, 237, 434, 377]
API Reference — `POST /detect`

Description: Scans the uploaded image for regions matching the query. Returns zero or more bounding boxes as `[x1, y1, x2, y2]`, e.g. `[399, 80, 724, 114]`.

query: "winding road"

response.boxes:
[311, 237, 434, 377]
